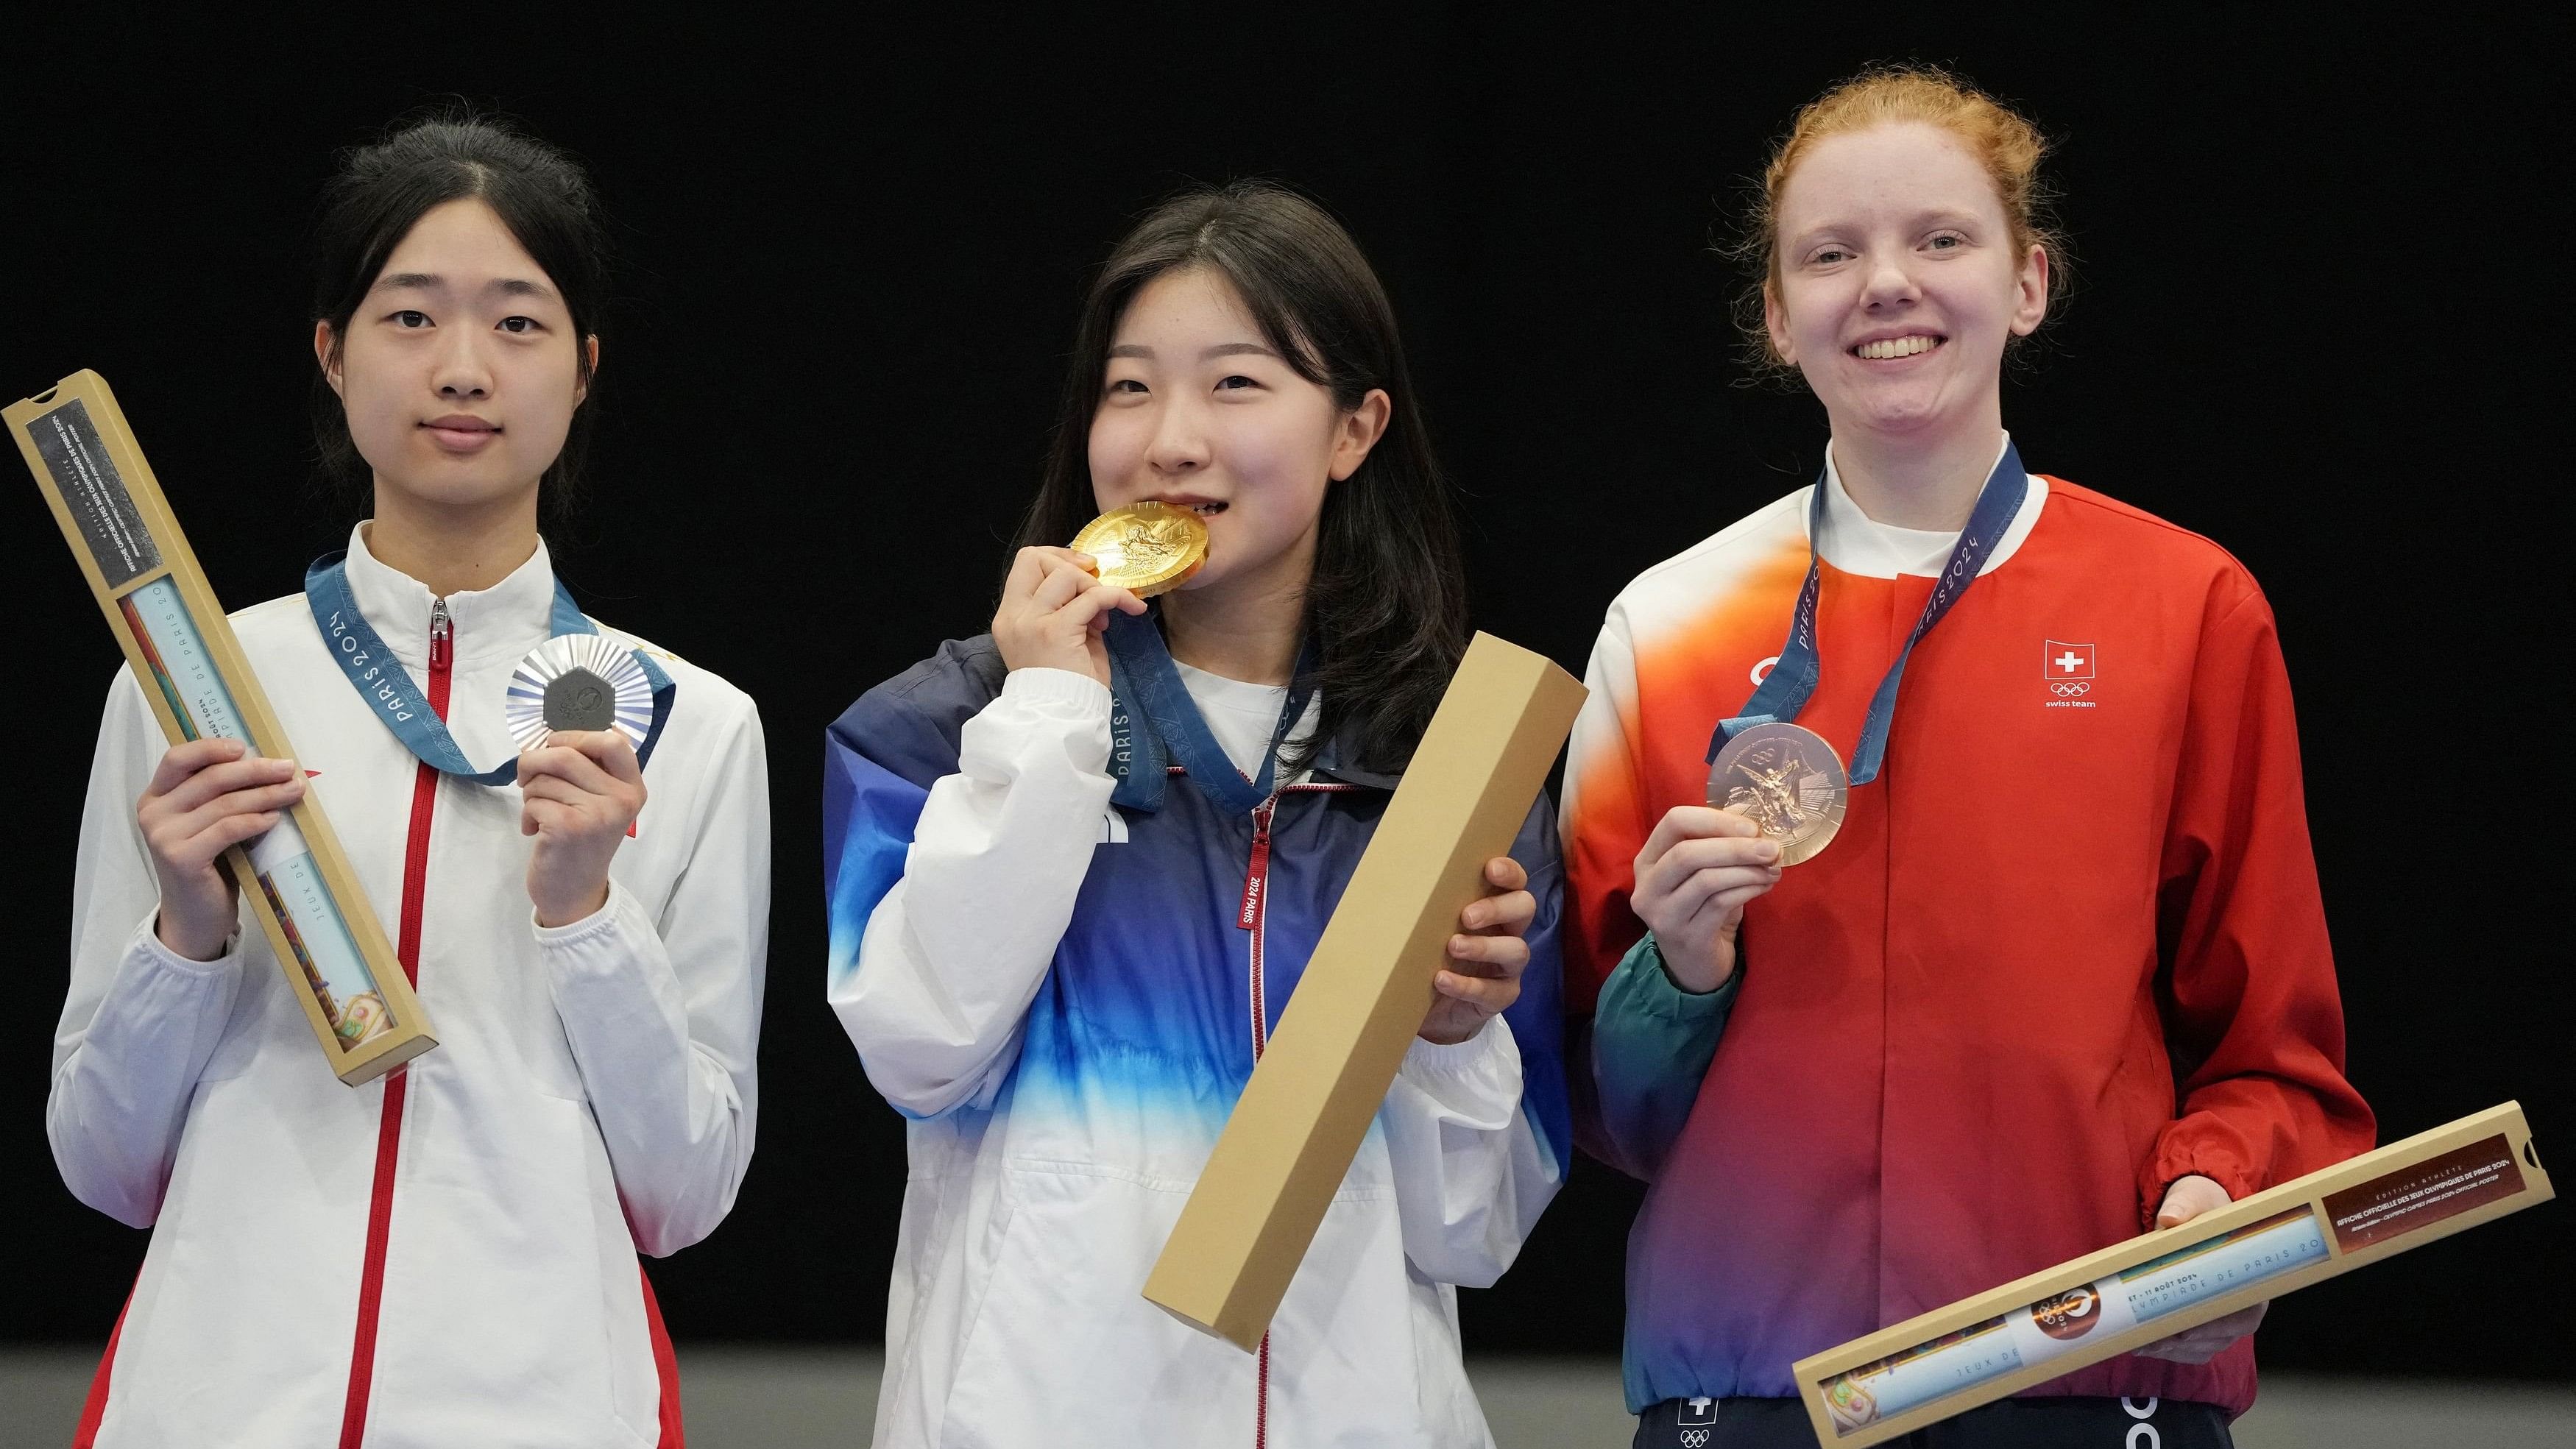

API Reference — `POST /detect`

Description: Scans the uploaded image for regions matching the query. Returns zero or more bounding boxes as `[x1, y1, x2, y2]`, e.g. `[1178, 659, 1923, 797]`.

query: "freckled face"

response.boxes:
[319, 197, 591, 512]
[1766, 122, 2048, 442]
[1087, 266, 1381, 597]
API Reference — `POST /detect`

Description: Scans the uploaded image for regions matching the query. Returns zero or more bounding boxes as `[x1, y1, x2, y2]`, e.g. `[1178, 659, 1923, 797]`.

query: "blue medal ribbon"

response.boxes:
[1710, 442, 2028, 785]
[304, 553, 675, 785]
[1102, 608, 1316, 815]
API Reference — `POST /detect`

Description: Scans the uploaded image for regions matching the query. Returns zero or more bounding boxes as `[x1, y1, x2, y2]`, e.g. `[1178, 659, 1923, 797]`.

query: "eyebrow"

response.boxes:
[1105, 341, 1284, 361]
[370, 272, 559, 300]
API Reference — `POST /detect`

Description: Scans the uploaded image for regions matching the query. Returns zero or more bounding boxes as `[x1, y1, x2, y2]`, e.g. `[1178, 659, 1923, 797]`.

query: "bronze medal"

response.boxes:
[1070, 501, 1209, 598]
[1706, 720, 1849, 865]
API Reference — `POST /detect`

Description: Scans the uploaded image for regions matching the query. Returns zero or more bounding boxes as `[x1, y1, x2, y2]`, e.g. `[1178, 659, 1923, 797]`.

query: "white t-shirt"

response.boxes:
[1173, 659, 1321, 783]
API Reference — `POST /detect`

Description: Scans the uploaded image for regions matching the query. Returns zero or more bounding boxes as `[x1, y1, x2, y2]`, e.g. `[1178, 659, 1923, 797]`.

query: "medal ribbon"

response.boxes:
[1710, 442, 2028, 785]
[1103, 608, 1316, 815]
[304, 553, 676, 785]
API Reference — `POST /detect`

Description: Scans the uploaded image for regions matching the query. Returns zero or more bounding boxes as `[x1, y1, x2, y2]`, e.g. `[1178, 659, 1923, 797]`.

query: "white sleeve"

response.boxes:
[829, 667, 1113, 1118]
[537, 696, 771, 1257]
[1379, 1015, 1553, 1287]
[49, 673, 246, 1228]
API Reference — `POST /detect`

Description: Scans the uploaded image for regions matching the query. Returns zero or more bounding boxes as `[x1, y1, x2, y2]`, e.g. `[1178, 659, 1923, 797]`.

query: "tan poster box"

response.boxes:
[1143, 631, 1586, 1349]
[1796, 1102, 2552, 1445]
[9, 370, 436, 1085]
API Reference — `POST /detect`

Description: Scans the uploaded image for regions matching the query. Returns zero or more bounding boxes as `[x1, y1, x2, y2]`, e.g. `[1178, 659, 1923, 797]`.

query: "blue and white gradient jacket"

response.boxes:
[826, 629, 1569, 1448]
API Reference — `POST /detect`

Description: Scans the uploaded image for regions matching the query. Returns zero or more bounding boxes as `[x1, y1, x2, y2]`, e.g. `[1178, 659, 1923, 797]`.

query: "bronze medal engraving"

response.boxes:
[1706, 720, 1849, 865]
[1071, 501, 1209, 598]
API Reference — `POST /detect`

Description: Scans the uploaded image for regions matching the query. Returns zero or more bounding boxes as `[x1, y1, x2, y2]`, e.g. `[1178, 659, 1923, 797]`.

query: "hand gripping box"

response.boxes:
[9, 371, 436, 1085]
[1794, 1102, 2552, 1445]
[1143, 631, 1586, 1349]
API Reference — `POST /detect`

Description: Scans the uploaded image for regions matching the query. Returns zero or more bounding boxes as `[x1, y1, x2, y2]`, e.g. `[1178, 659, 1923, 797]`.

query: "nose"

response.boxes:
[1144, 397, 1211, 476]
[1860, 250, 1921, 312]
[430, 327, 494, 403]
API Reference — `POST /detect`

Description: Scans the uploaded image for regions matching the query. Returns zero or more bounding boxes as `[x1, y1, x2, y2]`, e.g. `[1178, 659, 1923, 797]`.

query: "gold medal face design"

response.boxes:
[1070, 501, 1209, 598]
[1706, 721, 1849, 865]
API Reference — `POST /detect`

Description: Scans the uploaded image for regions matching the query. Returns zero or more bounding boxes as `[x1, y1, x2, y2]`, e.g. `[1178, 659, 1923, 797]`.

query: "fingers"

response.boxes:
[1432, 966, 1522, 1015]
[1483, 855, 1528, 893]
[1028, 555, 1099, 613]
[1638, 804, 1762, 865]
[517, 740, 626, 797]
[1005, 545, 1089, 598]
[1058, 580, 1145, 628]
[541, 729, 643, 785]
[1637, 836, 1780, 913]
[154, 752, 300, 816]
[1459, 887, 1533, 935]
[146, 737, 250, 796]
[522, 795, 577, 837]
[1446, 931, 1529, 977]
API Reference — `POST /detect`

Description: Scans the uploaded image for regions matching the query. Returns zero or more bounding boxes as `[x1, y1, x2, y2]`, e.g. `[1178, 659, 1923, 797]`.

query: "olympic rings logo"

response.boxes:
[2049, 681, 2091, 697]
[1680, 1431, 1711, 1448]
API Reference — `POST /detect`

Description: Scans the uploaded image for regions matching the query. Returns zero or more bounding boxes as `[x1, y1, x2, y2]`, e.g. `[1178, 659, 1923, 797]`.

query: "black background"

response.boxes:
[3, 9, 2564, 1383]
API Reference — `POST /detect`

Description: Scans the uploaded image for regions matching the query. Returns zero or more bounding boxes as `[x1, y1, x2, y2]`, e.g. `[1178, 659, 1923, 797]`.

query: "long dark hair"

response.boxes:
[310, 110, 611, 522]
[1016, 181, 1468, 776]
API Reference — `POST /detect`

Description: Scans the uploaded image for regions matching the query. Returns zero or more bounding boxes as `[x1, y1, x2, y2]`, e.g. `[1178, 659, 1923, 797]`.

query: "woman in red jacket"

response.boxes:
[1561, 66, 2374, 1448]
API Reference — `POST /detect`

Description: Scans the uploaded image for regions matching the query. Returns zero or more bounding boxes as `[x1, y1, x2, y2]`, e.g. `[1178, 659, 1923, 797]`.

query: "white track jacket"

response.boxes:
[50, 529, 768, 1448]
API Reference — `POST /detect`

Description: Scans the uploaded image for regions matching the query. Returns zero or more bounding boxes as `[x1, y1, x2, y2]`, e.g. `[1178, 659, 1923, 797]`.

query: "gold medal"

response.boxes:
[1707, 720, 1849, 865]
[1070, 501, 1209, 598]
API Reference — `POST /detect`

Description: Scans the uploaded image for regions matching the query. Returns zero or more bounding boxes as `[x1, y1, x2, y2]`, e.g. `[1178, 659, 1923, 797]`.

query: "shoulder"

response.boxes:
[2037, 478, 2267, 618]
[828, 635, 1007, 768]
[1595, 486, 1811, 656]
[592, 621, 760, 733]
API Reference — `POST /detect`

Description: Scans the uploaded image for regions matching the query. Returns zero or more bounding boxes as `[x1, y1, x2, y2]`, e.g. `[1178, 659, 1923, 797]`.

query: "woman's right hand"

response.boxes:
[138, 737, 305, 962]
[1631, 806, 1782, 993]
[992, 545, 1147, 686]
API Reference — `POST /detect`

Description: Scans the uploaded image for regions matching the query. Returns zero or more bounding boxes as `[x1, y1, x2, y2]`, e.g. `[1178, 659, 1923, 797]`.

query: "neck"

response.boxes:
[365, 481, 542, 598]
[1161, 559, 1307, 687]
[1828, 408, 2006, 533]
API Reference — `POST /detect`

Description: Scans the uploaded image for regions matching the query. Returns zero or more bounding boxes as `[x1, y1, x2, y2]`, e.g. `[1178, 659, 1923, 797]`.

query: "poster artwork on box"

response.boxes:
[29, 399, 160, 587]
[2323, 1135, 2526, 1252]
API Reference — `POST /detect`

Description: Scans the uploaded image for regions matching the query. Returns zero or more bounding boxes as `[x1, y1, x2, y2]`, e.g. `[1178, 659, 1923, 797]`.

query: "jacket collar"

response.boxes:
[342, 522, 560, 670]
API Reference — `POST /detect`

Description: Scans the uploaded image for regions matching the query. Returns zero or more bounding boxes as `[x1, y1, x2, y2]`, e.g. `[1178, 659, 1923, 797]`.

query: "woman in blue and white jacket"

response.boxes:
[826, 182, 1569, 1448]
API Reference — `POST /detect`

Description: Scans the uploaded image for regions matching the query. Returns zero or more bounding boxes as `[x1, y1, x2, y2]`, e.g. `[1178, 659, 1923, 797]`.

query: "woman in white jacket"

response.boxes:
[826, 182, 1570, 1448]
[49, 115, 768, 1448]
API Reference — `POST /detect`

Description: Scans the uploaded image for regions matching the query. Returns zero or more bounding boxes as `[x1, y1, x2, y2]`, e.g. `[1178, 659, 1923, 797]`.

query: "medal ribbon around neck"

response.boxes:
[1103, 608, 1316, 816]
[303, 553, 676, 785]
[1710, 441, 2028, 786]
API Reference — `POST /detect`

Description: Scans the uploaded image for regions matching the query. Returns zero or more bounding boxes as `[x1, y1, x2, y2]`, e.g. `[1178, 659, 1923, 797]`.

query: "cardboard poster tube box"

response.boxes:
[1142, 631, 1586, 1349]
[9, 371, 436, 1085]
[1794, 1102, 2552, 1446]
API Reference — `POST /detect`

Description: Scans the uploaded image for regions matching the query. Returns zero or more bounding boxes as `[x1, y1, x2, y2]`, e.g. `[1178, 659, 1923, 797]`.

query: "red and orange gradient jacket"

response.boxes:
[1562, 450, 2373, 1416]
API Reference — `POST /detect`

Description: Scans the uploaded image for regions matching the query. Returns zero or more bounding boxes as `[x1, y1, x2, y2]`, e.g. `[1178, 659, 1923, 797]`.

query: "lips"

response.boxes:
[421, 414, 500, 451]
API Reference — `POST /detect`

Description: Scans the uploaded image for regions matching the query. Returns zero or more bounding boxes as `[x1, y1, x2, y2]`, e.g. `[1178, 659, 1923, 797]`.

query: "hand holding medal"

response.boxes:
[994, 503, 1205, 686]
[508, 636, 651, 927]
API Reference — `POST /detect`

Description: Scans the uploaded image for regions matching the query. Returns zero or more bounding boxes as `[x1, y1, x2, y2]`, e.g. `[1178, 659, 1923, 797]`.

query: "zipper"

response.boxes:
[339, 597, 450, 1448]
[1225, 780, 1363, 1448]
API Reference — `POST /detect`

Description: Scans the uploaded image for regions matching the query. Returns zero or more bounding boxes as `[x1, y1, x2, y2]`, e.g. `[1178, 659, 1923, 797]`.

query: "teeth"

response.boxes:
[1855, 336, 1939, 360]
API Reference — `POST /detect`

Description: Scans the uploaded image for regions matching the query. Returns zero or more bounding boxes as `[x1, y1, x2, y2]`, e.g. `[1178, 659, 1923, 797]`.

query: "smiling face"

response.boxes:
[316, 196, 592, 518]
[1765, 121, 2048, 446]
[1088, 266, 1387, 603]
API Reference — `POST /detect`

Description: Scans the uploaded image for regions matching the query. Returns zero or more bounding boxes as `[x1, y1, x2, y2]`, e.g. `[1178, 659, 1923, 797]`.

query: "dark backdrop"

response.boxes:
[4, 10, 2564, 1381]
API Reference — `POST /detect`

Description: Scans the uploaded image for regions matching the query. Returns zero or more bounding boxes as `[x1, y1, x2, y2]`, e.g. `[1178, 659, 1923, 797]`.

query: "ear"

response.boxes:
[314, 320, 344, 399]
[1762, 281, 1798, 368]
[575, 334, 601, 408]
[1328, 388, 1393, 483]
[2010, 244, 2051, 337]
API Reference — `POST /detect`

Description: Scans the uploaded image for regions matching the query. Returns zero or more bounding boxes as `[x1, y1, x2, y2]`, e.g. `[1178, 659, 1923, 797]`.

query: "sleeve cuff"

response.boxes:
[1002, 667, 1113, 712]
[131, 913, 244, 979]
[1624, 933, 1739, 1020]
[531, 877, 631, 947]
[1406, 1013, 1518, 1074]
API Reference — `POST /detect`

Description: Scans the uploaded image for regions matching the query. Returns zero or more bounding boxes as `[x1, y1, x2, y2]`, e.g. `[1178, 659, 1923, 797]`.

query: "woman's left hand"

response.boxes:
[1418, 857, 1534, 1046]
[2133, 1174, 2268, 1363]
[518, 730, 647, 928]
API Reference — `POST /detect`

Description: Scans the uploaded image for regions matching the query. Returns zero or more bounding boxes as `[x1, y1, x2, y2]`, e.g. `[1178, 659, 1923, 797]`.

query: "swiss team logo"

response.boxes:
[2044, 640, 2096, 704]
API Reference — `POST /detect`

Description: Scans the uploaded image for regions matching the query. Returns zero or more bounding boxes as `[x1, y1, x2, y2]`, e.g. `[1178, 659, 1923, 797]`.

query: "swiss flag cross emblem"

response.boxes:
[2045, 640, 2097, 679]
